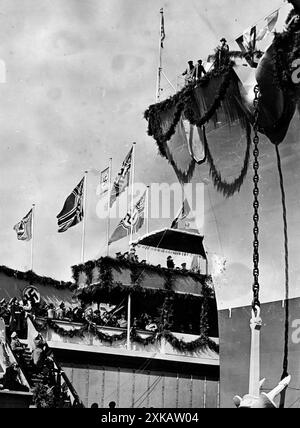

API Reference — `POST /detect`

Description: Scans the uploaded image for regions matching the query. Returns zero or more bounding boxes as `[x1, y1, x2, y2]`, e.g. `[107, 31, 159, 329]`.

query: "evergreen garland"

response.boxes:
[159, 294, 175, 331]
[130, 263, 144, 287]
[272, 11, 300, 91]
[84, 261, 96, 286]
[71, 264, 85, 286]
[35, 318, 127, 343]
[160, 331, 219, 354]
[33, 383, 56, 408]
[203, 119, 252, 198]
[144, 64, 235, 151]
[35, 318, 218, 354]
[130, 328, 157, 345]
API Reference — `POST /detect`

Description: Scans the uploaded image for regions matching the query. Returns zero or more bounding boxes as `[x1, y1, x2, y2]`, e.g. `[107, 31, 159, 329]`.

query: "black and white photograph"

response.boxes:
[0, 0, 299, 413]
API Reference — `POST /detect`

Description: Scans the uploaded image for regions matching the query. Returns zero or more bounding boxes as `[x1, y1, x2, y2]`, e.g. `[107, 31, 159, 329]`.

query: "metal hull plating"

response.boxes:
[197, 111, 300, 407]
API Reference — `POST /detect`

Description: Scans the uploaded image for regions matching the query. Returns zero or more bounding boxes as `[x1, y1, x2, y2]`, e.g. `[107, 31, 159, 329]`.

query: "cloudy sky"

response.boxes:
[0, 0, 287, 281]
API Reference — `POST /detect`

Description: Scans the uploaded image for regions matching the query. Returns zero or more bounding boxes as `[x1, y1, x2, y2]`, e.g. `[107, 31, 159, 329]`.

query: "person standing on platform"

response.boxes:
[193, 59, 207, 81]
[182, 61, 195, 84]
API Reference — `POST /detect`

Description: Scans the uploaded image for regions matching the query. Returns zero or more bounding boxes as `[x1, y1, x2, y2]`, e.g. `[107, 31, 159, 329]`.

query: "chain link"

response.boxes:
[252, 85, 260, 312]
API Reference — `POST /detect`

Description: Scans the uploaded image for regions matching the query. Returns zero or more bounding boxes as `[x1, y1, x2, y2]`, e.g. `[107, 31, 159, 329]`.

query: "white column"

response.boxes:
[127, 293, 131, 350]
[249, 308, 262, 397]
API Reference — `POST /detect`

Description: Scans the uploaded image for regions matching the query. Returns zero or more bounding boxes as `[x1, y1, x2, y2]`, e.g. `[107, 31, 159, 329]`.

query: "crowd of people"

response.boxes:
[115, 248, 201, 274]
[0, 297, 159, 336]
[0, 297, 35, 339]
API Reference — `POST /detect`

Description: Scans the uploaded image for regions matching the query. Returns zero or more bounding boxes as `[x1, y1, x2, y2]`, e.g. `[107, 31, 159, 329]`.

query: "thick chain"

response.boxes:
[252, 85, 260, 312]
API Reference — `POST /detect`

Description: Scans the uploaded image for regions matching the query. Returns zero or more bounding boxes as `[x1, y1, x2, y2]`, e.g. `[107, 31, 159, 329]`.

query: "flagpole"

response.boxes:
[156, 8, 164, 103]
[106, 158, 112, 256]
[129, 142, 136, 246]
[30, 204, 35, 271]
[81, 171, 88, 264]
[146, 185, 150, 262]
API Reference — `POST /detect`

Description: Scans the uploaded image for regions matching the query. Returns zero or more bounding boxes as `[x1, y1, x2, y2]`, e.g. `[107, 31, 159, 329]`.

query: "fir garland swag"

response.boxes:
[202, 120, 252, 198]
[35, 318, 127, 344]
[35, 276, 218, 354]
[35, 318, 219, 354]
[144, 64, 236, 155]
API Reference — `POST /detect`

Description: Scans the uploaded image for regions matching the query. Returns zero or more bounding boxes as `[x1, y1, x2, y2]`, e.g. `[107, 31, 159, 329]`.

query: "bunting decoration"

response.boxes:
[13, 209, 33, 241]
[57, 178, 84, 233]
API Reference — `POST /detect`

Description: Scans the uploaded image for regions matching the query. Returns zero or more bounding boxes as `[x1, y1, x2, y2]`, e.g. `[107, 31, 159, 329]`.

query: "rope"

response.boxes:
[275, 144, 290, 408]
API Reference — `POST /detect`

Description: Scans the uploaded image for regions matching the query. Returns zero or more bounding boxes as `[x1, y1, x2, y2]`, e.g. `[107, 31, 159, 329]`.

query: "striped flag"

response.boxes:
[57, 178, 84, 233]
[13, 209, 33, 241]
[160, 8, 166, 48]
[110, 147, 133, 208]
[109, 190, 146, 245]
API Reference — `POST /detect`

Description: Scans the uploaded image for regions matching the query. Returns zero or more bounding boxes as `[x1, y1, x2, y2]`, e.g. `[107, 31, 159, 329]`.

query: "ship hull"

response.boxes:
[196, 103, 300, 407]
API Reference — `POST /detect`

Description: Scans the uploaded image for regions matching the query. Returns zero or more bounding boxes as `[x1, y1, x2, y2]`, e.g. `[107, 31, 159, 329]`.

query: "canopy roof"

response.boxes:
[133, 228, 206, 259]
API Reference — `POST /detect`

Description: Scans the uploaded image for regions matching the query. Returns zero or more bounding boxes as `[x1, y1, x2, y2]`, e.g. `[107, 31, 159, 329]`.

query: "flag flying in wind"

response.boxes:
[13, 209, 33, 241]
[57, 177, 84, 233]
[109, 190, 146, 245]
[160, 8, 166, 48]
[171, 198, 200, 234]
[171, 199, 191, 229]
[110, 147, 133, 208]
[257, 9, 279, 41]
[99, 167, 110, 197]
[236, 26, 257, 53]
[236, 26, 258, 67]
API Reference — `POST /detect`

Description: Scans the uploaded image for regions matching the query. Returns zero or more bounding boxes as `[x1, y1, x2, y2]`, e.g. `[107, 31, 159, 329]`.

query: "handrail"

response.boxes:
[27, 317, 84, 407]
[52, 357, 83, 407]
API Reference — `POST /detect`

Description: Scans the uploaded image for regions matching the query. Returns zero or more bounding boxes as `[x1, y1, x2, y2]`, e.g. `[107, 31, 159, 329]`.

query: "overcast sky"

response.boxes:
[0, 0, 287, 280]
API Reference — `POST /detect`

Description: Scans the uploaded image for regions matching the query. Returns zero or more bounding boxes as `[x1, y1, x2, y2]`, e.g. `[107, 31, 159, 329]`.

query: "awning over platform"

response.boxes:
[133, 229, 206, 259]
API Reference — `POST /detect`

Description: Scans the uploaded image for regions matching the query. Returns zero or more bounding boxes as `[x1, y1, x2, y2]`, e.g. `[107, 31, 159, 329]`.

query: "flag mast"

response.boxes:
[106, 158, 113, 256]
[129, 142, 136, 245]
[146, 185, 150, 262]
[30, 204, 35, 271]
[156, 8, 164, 103]
[81, 171, 88, 263]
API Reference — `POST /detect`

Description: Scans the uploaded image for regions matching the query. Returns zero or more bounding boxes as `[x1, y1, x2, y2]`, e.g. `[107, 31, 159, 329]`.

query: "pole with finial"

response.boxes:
[156, 8, 165, 103]
[30, 204, 35, 271]
[81, 171, 88, 264]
